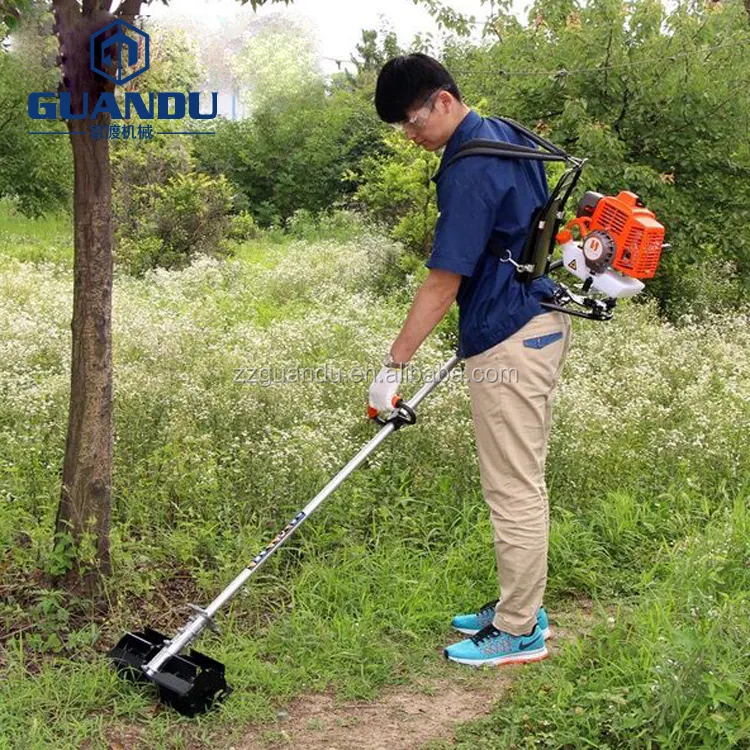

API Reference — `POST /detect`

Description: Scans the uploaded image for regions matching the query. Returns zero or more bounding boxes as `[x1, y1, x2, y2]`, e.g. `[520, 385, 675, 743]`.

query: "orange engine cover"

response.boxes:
[588, 191, 665, 279]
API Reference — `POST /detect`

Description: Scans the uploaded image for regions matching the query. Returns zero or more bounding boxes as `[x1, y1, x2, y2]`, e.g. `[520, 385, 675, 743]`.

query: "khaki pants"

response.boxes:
[465, 311, 572, 636]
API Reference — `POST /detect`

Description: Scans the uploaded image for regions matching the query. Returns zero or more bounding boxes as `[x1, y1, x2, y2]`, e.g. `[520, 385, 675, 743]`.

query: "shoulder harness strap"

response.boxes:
[433, 116, 576, 182]
[433, 117, 586, 282]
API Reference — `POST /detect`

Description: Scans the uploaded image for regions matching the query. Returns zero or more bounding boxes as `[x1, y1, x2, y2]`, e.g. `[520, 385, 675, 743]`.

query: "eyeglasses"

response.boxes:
[392, 86, 448, 132]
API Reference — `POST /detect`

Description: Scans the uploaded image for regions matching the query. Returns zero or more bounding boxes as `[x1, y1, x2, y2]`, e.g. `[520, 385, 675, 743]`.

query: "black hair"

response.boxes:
[374, 53, 462, 123]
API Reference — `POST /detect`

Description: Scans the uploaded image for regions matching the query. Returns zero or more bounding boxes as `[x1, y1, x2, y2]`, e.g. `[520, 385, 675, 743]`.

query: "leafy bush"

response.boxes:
[115, 235, 165, 277]
[112, 138, 235, 274]
[151, 172, 234, 257]
[227, 211, 260, 243]
[193, 87, 386, 227]
[348, 130, 440, 255]
[111, 137, 192, 241]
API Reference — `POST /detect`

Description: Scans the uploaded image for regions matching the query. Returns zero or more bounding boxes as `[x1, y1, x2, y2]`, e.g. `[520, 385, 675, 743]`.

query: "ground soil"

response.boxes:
[232, 600, 598, 750]
[235, 671, 514, 750]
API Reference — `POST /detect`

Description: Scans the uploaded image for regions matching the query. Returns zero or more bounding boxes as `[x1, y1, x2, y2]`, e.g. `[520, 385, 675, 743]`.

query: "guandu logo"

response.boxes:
[90, 19, 150, 86]
[28, 20, 217, 140]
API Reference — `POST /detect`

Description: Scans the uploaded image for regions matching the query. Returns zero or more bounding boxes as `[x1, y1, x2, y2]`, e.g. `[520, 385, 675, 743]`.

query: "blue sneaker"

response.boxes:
[444, 623, 548, 667]
[451, 600, 552, 640]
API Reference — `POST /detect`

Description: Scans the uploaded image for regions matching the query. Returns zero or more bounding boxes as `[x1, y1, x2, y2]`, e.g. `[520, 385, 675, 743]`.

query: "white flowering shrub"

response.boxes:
[1, 233, 749, 749]
[0, 239, 748, 601]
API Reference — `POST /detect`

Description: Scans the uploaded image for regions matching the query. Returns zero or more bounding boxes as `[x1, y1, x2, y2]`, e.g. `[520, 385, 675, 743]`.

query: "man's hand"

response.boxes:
[368, 365, 402, 415]
[367, 269, 461, 418]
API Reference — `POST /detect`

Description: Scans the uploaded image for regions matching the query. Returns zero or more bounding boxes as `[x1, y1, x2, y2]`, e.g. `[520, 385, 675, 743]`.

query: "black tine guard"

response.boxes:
[108, 630, 232, 717]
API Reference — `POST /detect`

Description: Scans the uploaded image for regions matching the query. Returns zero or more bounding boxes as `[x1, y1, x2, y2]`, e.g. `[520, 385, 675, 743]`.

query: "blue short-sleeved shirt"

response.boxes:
[426, 109, 557, 358]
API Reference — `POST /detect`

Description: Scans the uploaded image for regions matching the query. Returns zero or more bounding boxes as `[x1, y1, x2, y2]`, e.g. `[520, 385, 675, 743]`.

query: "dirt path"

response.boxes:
[235, 671, 513, 750]
[234, 602, 597, 750]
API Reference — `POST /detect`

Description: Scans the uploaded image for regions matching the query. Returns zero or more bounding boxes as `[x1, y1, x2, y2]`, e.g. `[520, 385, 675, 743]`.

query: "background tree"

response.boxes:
[109, 22, 235, 274]
[194, 25, 390, 226]
[230, 15, 322, 114]
[441, 0, 750, 316]
[0, 1, 72, 214]
[3, 0, 294, 595]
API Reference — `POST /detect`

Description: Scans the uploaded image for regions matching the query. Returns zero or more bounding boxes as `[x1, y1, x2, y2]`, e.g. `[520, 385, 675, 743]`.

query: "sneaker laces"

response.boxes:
[470, 624, 503, 646]
[471, 623, 538, 649]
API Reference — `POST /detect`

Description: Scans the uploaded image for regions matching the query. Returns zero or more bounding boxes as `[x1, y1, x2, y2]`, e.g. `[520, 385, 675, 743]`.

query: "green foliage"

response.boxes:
[153, 171, 233, 254]
[110, 133, 235, 274]
[4, 0, 749, 323]
[319, 0, 750, 316]
[228, 210, 260, 242]
[0, 17, 210, 223]
[351, 27, 403, 77]
[116, 171, 234, 275]
[441, 0, 750, 317]
[412, 0, 480, 35]
[230, 16, 324, 114]
[0, 9, 72, 216]
[115, 235, 165, 276]
[194, 86, 386, 226]
[348, 129, 440, 254]
[111, 136, 193, 208]
[135, 24, 206, 95]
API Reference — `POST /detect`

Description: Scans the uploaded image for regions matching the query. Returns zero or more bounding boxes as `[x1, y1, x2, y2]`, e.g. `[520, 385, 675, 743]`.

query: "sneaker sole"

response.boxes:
[453, 625, 553, 640]
[444, 645, 549, 667]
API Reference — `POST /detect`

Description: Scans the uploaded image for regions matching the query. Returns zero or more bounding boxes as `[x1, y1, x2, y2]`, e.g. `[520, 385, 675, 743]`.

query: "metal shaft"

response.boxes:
[144, 355, 461, 676]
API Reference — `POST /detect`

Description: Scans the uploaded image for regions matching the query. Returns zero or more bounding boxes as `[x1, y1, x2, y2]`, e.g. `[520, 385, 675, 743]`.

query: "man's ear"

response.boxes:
[438, 90, 453, 115]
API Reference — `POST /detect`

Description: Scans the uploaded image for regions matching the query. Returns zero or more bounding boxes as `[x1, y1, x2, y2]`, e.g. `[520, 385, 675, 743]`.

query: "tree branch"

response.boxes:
[602, 27, 613, 100]
[114, 0, 143, 22]
[612, 78, 630, 140]
[488, 18, 503, 43]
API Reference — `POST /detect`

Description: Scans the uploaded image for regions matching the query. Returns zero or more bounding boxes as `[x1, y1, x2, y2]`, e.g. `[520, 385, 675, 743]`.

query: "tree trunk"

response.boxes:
[54, 129, 114, 588]
[52, 3, 115, 593]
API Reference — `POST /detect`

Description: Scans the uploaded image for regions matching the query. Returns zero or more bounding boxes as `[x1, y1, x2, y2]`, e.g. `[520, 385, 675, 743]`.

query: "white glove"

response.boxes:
[368, 365, 402, 416]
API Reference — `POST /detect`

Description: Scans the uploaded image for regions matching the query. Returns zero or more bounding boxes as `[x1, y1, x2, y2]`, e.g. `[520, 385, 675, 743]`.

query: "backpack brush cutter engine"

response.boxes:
[108, 119, 667, 717]
[436, 116, 668, 321]
[542, 189, 667, 320]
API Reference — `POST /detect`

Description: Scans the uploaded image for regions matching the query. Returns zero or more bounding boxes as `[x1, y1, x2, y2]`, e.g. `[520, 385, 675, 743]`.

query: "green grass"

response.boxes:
[454, 495, 750, 749]
[3, 484, 746, 749]
[0, 219, 748, 748]
[0, 199, 73, 265]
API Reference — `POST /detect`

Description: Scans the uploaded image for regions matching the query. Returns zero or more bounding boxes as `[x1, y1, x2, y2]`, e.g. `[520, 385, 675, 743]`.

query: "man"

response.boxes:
[367, 53, 572, 667]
